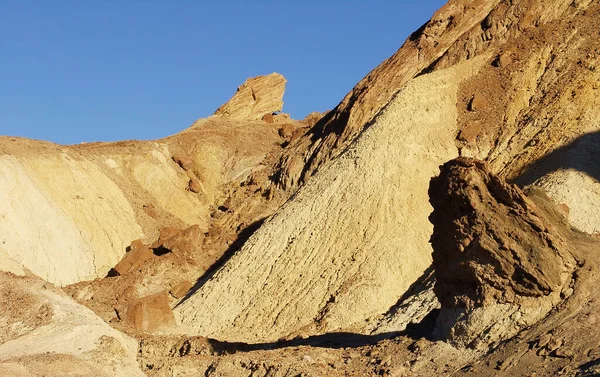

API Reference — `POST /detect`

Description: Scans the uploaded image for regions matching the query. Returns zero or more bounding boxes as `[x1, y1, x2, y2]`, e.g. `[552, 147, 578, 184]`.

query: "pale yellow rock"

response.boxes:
[0, 273, 144, 376]
[175, 57, 488, 343]
[0, 155, 143, 285]
[0, 118, 283, 285]
[213, 73, 286, 121]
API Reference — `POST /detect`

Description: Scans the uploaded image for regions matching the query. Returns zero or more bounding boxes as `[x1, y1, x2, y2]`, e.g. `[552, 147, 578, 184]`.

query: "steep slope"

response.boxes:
[175, 56, 486, 343]
[177, 0, 600, 346]
[276, 0, 597, 194]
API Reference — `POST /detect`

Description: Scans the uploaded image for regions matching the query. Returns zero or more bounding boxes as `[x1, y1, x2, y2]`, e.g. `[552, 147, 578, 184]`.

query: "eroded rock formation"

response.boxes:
[429, 158, 576, 348]
[213, 73, 286, 121]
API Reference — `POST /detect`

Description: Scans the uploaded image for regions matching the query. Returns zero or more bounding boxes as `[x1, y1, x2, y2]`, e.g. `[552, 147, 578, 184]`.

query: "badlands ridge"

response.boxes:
[2, 0, 600, 376]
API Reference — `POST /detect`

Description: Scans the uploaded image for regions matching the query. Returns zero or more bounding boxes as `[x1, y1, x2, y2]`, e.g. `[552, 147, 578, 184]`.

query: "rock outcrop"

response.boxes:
[213, 73, 286, 121]
[429, 158, 576, 348]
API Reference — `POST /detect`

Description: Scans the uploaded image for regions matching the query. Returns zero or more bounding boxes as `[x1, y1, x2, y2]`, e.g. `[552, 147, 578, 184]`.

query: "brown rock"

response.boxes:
[302, 111, 324, 127]
[150, 227, 180, 249]
[262, 113, 275, 123]
[547, 337, 563, 353]
[278, 124, 295, 139]
[553, 347, 574, 358]
[457, 122, 483, 143]
[429, 158, 575, 347]
[125, 293, 175, 333]
[172, 153, 194, 172]
[492, 52, 513, 68]
[213, 73, 286, 121]
[111, 240, 156, 276]
[170, 280, 194, 299]
[557, 203, 570, 218]
[158, 225, 204, 256]
[220, 196, 233, 211]
[290, 127, 308, 144]
[538, 333, 552, 349]
[128, 239, 147, 253]
[188, 177, 202, 193]
[467, 93, 488, 111]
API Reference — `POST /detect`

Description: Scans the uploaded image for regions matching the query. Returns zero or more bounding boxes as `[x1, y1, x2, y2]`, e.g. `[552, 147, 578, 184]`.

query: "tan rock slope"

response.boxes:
[174, 1, 600, 345]
[175, 56, 486, 342]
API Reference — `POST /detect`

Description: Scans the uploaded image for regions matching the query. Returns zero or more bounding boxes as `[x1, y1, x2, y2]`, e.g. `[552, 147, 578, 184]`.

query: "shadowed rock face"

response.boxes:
[428, 158, 575, 348]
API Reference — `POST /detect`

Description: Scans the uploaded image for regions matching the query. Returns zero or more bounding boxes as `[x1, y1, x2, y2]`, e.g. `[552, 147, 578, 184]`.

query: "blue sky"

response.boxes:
[0, 1, 446, 144]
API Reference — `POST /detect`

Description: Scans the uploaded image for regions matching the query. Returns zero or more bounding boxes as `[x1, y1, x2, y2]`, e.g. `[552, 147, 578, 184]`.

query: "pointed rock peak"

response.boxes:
[213, 73, 286, 121]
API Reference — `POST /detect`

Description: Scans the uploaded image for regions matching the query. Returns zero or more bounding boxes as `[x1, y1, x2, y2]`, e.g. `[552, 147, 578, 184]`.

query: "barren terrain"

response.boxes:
[2, 0, 600, 376]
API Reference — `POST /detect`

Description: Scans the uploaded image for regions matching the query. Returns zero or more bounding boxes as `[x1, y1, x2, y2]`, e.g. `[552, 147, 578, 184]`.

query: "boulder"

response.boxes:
[153, 225, 204, 256]
[188, 177, 202, 193]
[213, 73, 286, 121]
[110, 240, 156, 276]
[278, 124, 295, 139]
[125, 293, 175, 333]
[262, 113, 275, 123]
[428, 158, 576, 348]
[172, 153, 194, 172]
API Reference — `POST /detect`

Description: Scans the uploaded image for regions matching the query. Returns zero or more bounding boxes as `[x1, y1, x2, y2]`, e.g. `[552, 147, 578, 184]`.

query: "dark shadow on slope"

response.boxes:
[514, 131, 600, 187]
[175, 218, 266, 308]
[578, 358, 600, 377]
[207, 331, 403, 354]
[368, 266, 440, 342]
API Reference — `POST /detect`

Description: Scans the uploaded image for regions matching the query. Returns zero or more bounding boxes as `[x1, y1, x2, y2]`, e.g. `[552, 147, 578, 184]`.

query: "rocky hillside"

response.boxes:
[2, 0, 600, 376]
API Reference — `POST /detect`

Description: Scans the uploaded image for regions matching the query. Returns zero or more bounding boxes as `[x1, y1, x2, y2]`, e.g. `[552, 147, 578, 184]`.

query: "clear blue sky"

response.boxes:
[1, 1, 446, 144]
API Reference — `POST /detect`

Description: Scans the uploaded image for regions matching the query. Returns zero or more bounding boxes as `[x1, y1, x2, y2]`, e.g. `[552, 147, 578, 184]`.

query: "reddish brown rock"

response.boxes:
[151, 227, 180, 249]
[125, 293, 175, 333]
[278, 124, 295, 139]
[188, 177, 202, 193]
[262, 113, 275, 123]
[172, 153, 194, 172]
[111, 240, 156, 276]
[153, 225, 204, 256]
[466, 93, 488, 112]
[170, 280, 194, 299]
